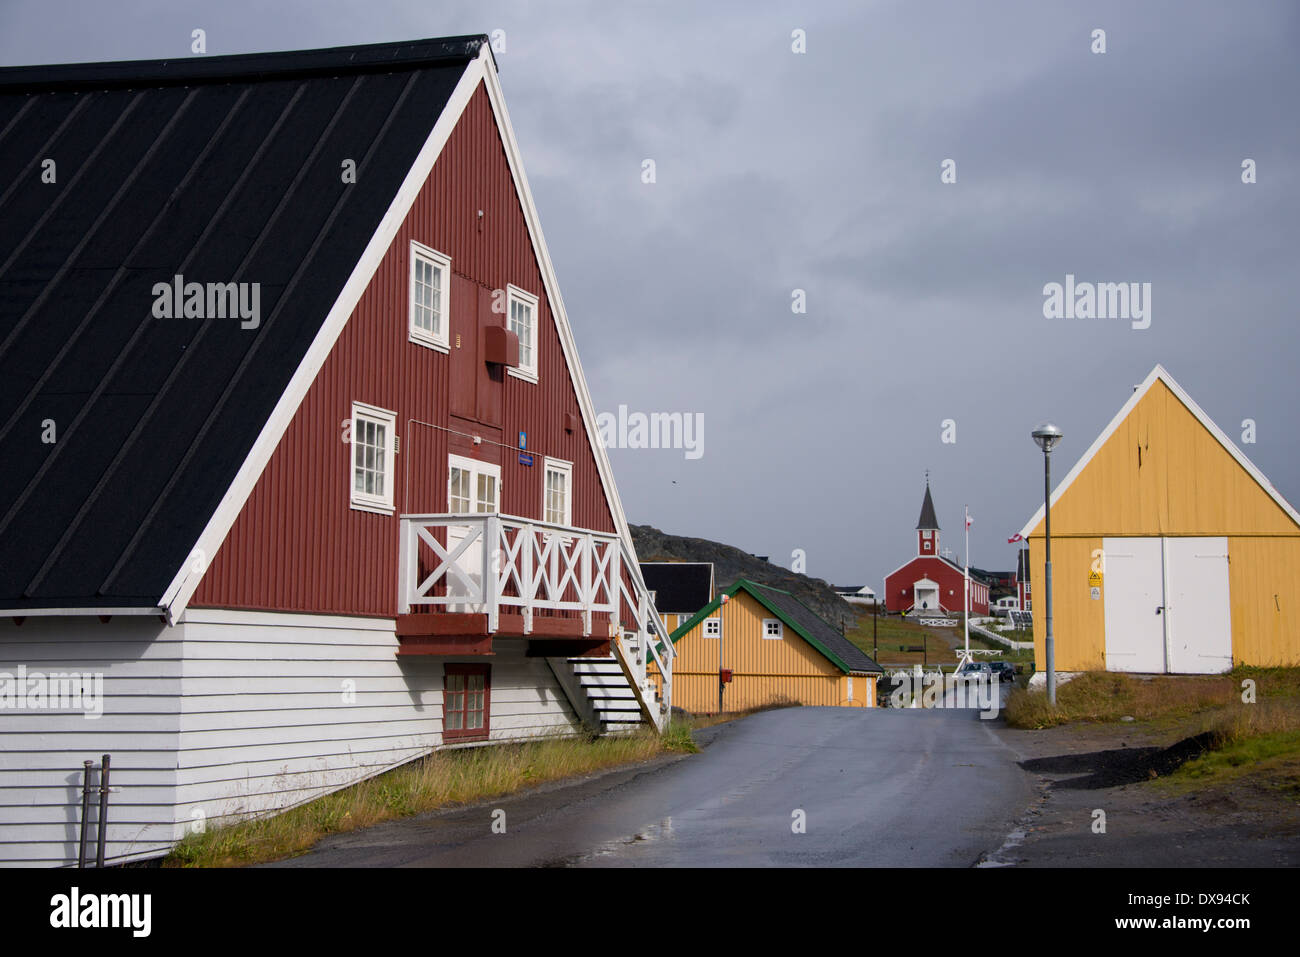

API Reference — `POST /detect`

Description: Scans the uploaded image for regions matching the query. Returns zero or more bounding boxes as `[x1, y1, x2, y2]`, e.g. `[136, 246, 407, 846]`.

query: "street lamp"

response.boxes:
[1032, 423, 1063, 705]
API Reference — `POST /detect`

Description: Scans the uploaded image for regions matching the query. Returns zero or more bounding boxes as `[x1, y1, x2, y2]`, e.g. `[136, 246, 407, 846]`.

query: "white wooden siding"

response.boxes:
[0, 615, 182, 866]
[1, 610, 584, 866]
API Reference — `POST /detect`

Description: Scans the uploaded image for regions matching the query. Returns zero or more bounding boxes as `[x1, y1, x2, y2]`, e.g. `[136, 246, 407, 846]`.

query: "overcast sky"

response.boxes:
[4, 0, 1297, 590]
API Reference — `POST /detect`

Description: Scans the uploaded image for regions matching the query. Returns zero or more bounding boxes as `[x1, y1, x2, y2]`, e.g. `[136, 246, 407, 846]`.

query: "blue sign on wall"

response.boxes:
[518, 431, 527, 450]
[519, 453, 534, 467]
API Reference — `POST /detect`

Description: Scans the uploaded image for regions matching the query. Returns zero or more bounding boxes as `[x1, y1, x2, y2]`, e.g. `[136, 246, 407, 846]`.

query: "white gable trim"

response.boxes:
[476, 53, 655, 596]
[1018, 364, 1300, 539]
[157, 49, 490, 622]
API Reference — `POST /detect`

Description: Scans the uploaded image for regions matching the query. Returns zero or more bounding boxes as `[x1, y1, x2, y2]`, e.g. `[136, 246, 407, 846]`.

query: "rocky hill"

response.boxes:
[630, 524, 857, 630]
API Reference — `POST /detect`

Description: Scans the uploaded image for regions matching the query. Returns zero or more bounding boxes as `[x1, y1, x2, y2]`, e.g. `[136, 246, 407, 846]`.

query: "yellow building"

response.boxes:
[1017, 365, 1300, 674]
[664, 579, 882, 712]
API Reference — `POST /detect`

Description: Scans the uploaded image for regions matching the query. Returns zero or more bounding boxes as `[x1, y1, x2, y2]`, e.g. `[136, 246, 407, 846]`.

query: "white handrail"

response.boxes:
[398, 514, 674, 730]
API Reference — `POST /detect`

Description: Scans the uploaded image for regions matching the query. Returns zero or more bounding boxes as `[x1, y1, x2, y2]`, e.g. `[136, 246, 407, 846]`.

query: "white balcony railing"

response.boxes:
[398, 513, 674, 730]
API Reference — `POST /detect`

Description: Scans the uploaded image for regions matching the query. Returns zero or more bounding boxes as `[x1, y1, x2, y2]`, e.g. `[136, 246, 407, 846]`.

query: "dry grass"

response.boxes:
[1205, 696, 1300, 747]
[1005, 671, 1235, 729]
[165, 726, 692, 868]
[1006, 667, 1300, 730]
[685, 696, 801, 729]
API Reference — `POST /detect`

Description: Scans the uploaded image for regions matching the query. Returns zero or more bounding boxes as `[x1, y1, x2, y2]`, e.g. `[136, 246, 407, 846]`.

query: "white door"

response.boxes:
[1165, 538, 1232, 674]
[913, 579, 939, 613]
[1103, 538, 1167, 672]
[447, 455, 500, 612]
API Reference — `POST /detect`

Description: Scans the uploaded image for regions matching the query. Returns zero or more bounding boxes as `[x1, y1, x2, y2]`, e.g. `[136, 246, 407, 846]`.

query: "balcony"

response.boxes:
[397, 513, 674, 730]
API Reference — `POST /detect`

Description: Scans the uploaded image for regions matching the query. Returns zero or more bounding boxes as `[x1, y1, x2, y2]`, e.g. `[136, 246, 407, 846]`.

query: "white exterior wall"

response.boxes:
[0, 614, 181, 866]
[1, 610, 584, 867]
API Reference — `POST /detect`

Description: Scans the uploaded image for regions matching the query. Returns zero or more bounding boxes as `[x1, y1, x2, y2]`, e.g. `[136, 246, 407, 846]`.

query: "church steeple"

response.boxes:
[916, 474, 939, 556]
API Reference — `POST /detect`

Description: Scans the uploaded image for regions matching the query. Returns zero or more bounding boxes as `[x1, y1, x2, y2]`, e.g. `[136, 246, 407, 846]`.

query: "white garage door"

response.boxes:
[1165, 538, 1232, 674]
[1103, 538, 1167, 672]
[1102, 537, 1232, 674]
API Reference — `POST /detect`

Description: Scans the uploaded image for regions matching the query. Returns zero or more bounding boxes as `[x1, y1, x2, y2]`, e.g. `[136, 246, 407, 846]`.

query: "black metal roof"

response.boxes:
[640, 562, 713, 614]
[915, 482, 939, 530]
[0, 37, 481, 609]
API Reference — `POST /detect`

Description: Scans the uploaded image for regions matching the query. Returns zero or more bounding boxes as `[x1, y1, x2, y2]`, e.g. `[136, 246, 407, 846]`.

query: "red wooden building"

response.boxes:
[883, 481, 990, 615]
[0, 35, 672, 865]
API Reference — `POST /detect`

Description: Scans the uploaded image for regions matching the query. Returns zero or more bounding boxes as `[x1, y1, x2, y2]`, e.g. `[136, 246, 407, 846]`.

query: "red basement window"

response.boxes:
[444, 664, 491, 743]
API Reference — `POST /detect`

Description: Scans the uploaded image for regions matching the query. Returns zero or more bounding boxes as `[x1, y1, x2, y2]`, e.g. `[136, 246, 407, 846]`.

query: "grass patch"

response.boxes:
[165, 726, 686, 868]
[1005, 671, 1235, 729]
[1005, 667, 1300, 730]
[1171, 698, 1300, 790]
[1172, 731, 1300, 793]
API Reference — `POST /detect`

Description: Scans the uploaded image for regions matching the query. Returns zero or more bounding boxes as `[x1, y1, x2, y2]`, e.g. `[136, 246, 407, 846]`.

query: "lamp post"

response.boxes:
[1032, 423, 1063, 705]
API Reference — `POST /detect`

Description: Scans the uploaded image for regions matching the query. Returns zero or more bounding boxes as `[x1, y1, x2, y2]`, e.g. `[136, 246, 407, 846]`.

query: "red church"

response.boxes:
[884, 480, 990, 615]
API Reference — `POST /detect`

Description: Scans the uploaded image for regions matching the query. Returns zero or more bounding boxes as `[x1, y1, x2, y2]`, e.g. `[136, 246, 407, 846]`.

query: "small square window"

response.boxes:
[506, 285, 539, 383]
[703, 618, 720, 637]
[762, 619, 783, 640]
[409, 242, 451, 351]
[350, 402, 397, 513]
[444, 664, 490, 743]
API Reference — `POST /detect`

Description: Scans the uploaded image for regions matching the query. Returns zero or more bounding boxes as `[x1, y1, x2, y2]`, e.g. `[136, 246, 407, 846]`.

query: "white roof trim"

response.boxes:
[477, 53, 656, 597]
[1018, 364, 1300, 539]
[158, 49, 490, 622]
[1, 607, 162, 618]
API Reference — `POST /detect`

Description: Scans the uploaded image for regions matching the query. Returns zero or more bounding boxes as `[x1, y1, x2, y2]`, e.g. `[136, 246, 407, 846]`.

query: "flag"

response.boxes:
[1008, 533, 1023, 543]
[966, 514, 973, 530]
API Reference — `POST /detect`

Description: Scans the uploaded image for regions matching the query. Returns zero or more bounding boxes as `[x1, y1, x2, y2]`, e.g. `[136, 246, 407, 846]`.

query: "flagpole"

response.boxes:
[964, 505, 971, 656]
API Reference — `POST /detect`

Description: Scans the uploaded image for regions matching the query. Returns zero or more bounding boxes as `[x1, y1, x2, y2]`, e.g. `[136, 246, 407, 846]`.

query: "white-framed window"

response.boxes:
[703, 618, 720, 638]
[506, 284, 539, 383]
[448, 454, 500, 514]
[762, 618, 783, 640]
[543, 458, 572, 526]
[350, 402, 397, 513]
[1024, 599, 1032, 612]
[1025, 582, 1031, 595]
[409, 241, 451, 351]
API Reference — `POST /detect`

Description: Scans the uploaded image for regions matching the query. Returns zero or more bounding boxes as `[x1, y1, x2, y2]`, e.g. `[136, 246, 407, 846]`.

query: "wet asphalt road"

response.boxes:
[270, 697, 1033, 868]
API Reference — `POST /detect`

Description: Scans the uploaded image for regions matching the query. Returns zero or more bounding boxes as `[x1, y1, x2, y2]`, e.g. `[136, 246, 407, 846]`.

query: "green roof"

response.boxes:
[663, 579, 882, 674]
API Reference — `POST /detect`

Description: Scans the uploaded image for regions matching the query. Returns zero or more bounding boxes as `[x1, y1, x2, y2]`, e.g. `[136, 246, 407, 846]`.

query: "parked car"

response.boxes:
[988, 661, 1017, 683]
[954, 660, 993, 682]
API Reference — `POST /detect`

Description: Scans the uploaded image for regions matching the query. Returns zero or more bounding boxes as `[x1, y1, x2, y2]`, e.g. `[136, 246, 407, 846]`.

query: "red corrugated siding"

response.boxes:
[884, 557, 989, 615]
[192, 83, 616, 617]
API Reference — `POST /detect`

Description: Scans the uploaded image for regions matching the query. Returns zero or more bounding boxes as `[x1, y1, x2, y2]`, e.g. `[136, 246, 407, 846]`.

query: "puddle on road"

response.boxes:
[547, 817, 677, 867]
[976, 826, 1026, 868]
